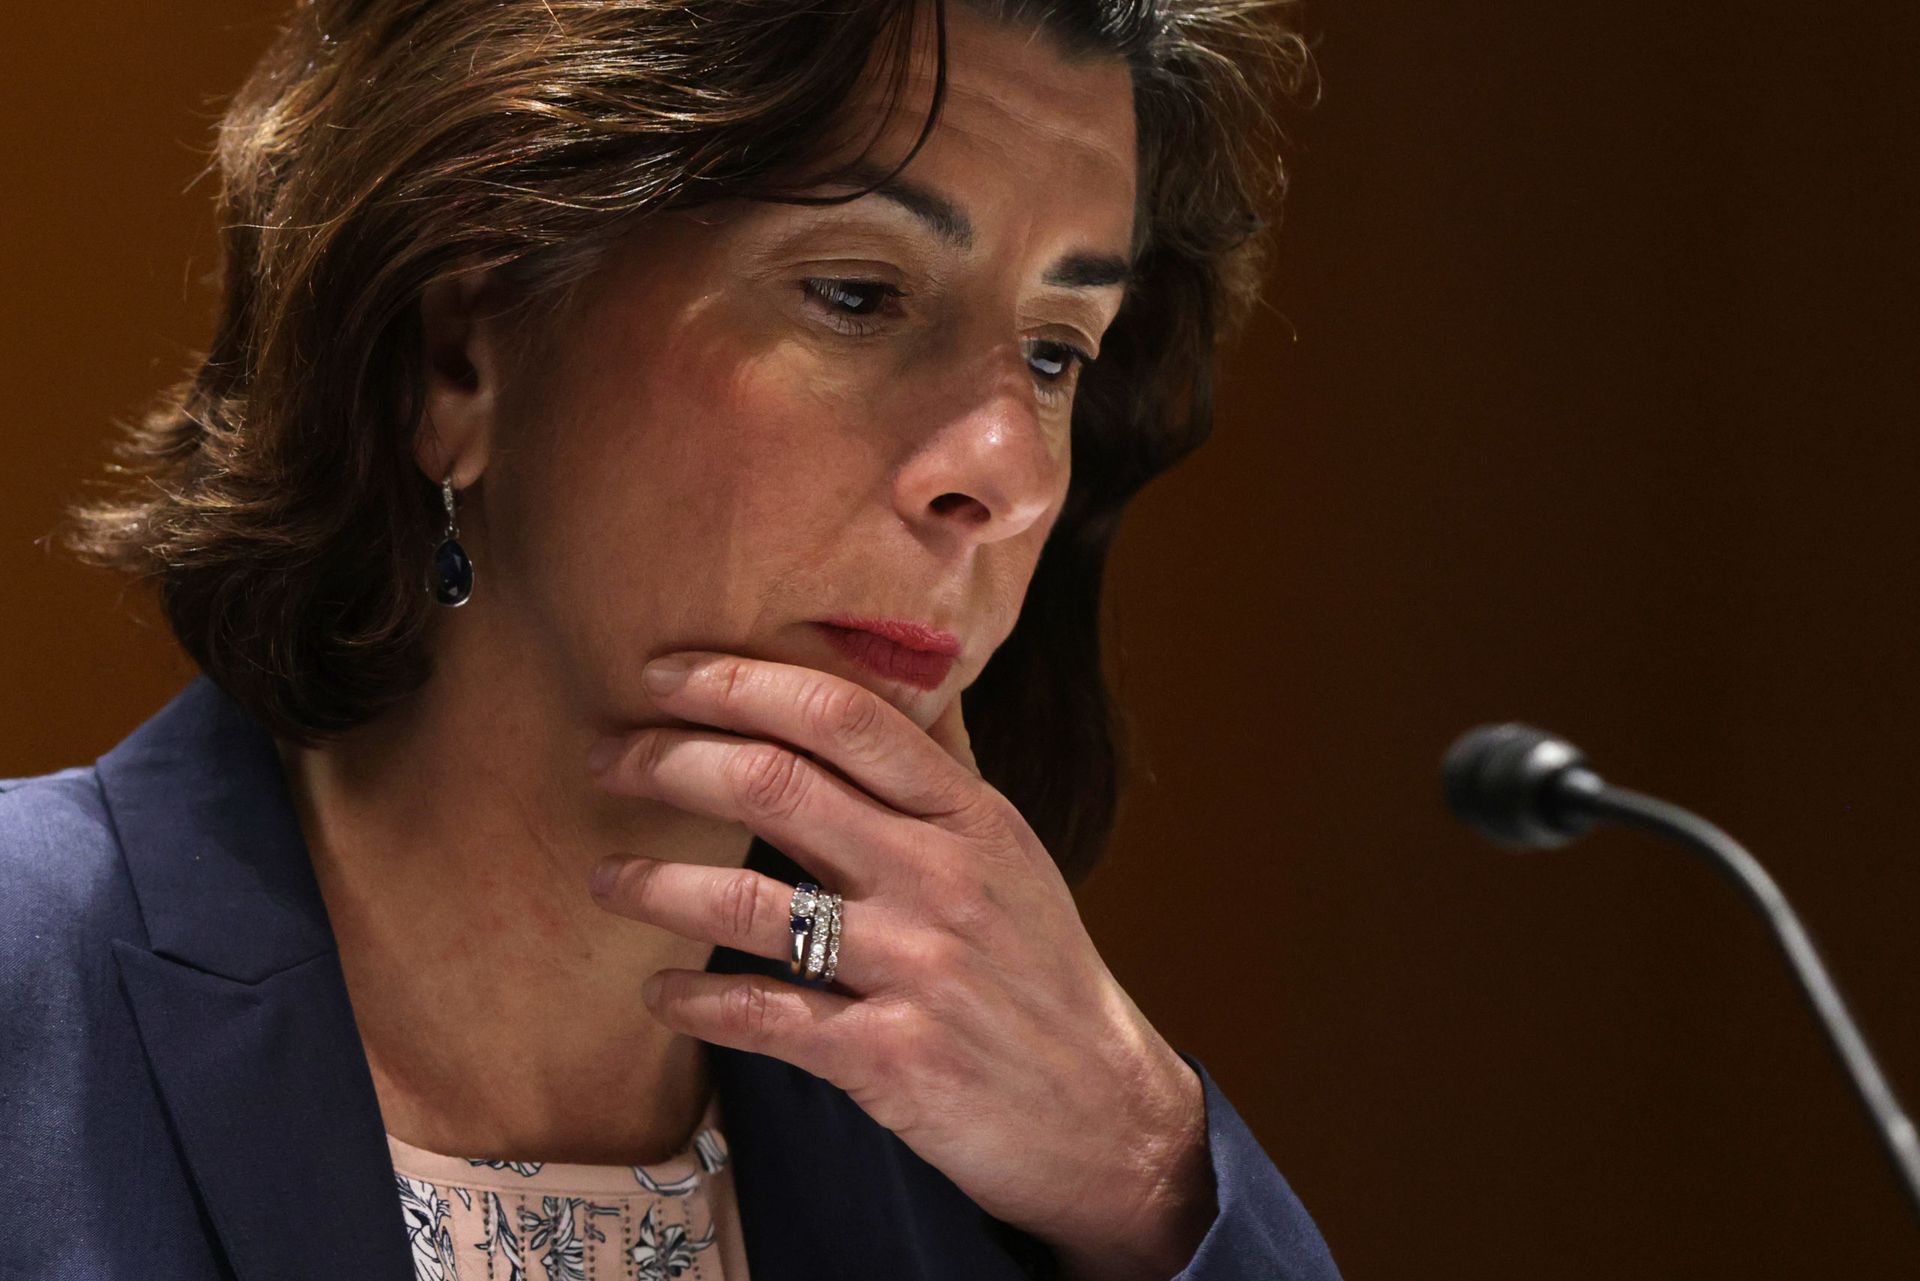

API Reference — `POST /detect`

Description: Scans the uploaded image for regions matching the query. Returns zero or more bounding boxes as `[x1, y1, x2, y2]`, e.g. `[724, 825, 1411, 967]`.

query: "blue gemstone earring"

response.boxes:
[428, 474, 474, 607]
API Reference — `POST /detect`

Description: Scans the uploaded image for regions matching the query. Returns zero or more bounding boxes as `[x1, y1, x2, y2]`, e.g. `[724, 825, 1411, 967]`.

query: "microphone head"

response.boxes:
[1442, 723, 1601, 849]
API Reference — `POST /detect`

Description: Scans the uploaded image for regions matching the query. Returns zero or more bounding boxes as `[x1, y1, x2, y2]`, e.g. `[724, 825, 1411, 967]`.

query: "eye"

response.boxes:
[1026, 339, 1091, 385]
[801, 276, 1093, 404]
[800, 277, 904, 337]
[1025, 338, 1094, 410]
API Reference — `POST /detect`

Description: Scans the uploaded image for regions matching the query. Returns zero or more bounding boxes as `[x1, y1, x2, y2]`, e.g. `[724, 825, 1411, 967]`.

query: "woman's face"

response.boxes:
[441, 7, 1138, 732]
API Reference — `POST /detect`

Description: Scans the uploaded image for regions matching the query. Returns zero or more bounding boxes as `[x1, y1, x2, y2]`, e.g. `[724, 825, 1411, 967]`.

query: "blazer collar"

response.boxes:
[98, 673, 1044, 1281]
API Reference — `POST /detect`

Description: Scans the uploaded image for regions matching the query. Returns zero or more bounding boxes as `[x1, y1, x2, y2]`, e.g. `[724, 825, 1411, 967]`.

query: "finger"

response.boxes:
[592, 726, 932, 891]
[590, 855, 897, 990]
[640, 968, 858, 1085]
[620, 653, 997, 839]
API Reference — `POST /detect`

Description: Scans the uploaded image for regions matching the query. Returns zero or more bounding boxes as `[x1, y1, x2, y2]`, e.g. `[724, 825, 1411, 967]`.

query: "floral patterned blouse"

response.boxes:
[388, 1093, 749, 1281]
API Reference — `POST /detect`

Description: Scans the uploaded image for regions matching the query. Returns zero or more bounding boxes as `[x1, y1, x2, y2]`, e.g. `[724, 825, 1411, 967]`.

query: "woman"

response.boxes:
[0, 0, 1338, 1277]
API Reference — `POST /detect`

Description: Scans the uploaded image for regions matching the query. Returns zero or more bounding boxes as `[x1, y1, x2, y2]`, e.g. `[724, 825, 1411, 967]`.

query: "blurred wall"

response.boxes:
[5, 3, 1917, 1276]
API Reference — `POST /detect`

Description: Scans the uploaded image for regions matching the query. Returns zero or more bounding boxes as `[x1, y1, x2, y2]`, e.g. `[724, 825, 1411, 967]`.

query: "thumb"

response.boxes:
[927, 692, 979, 776]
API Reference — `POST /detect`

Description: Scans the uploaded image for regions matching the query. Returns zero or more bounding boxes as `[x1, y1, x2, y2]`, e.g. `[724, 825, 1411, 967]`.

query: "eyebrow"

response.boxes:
[801, 160, 1135, 291]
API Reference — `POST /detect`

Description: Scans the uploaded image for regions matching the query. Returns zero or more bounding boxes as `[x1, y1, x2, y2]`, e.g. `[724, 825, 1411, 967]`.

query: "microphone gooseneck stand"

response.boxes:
[1442, 723, 1920, 1227]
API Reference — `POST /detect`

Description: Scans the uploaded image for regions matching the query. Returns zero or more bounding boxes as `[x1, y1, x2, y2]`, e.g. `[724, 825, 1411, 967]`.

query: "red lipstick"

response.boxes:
[812, 617, 960, 690]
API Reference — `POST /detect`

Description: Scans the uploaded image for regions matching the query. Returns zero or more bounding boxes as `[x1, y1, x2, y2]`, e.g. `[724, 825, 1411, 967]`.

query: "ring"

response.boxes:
[786, 881, 842, 983]
[810, 892, 842, 983]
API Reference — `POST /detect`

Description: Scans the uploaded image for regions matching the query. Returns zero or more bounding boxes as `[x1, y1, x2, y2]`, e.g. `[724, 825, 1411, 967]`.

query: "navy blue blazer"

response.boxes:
[0, 673, 1341, 1279]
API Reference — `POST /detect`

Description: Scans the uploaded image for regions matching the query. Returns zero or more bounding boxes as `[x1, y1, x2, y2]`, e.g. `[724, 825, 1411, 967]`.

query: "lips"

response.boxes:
[812, 619, 959, 690]
[816, 616, 962, 656]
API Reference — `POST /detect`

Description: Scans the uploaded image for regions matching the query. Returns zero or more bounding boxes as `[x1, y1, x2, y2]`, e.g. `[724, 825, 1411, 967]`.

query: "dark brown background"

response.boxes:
[6, 3, 1917, 1275]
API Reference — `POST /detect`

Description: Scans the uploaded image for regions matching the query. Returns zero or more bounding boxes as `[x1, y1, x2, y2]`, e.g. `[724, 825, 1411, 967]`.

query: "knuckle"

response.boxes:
[837, 1015, 919, 1125]
[803, 680, 882, 746]
[880, 1014, 940, 1084]
[960, 794, 1018, 848]
[722, 981, 776, 1039]
[621, 728, 668, 781]
[929, 781, 1011, 849]
[731, 744, 810, 820]
[714, 658, 755, 708]
[713, 869, 768, 944]
[868, 1014, 916, 1085]
[926, 867, 997, 938]
[901, 930, 973, 997]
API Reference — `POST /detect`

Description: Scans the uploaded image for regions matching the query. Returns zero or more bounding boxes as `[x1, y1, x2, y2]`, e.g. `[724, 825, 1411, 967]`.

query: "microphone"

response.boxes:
[1442, 723, 1920, 1224]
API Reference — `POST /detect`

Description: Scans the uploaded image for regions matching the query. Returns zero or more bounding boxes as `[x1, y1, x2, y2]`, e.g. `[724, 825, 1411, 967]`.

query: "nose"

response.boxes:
[893, 348, 1070, 551]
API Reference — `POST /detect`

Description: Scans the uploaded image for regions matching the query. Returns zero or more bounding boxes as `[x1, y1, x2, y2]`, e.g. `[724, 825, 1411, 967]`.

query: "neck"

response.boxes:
[274, 612, 752, 1166]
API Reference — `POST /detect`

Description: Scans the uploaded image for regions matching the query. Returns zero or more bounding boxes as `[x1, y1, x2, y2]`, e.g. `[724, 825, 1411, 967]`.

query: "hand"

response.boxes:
[585, 651, 1217, 1279]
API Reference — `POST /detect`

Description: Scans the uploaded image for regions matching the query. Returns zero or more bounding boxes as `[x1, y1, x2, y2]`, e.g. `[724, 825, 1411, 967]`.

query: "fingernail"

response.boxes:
[589, 856, 629, 897]
[587, 735, 625, 774]
[642, 654, 693, 695]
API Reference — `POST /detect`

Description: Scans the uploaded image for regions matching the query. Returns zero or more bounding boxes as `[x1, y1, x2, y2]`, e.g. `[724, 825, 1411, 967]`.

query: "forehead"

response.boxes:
[802, 7, 1139, 243]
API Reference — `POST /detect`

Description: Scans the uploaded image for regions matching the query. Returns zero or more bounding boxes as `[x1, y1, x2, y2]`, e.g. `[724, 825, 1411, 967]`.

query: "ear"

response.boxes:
[413, 268, 506, 491]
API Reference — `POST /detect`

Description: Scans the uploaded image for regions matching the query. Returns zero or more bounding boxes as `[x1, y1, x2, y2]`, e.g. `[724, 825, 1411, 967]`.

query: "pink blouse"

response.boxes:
[387, 1093, 750, 1280]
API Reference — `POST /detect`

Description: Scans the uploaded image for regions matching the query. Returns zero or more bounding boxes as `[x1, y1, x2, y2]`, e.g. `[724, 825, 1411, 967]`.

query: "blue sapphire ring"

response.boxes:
[787, 881, 822, 976]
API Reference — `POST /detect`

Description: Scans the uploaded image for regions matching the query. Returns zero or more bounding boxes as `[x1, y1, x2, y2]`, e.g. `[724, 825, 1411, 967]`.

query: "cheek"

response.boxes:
[503, 308, 881, 626]
[663, 331, 882, 536]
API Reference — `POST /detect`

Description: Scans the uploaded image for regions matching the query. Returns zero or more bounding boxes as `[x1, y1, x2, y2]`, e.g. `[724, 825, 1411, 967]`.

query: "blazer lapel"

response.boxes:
[97, 675, 414, 1281]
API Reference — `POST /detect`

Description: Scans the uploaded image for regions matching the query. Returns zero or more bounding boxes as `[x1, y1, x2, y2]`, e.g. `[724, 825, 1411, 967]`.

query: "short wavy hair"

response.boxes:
[60, 0, 1312, 887]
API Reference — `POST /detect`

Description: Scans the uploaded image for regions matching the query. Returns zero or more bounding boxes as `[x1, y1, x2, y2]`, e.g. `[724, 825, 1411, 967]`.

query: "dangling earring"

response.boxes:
[428, 473, 474, 607]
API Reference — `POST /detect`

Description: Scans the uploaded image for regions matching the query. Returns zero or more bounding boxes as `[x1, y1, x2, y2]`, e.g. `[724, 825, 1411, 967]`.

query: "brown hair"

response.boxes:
[59, 0, 1312, 886]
